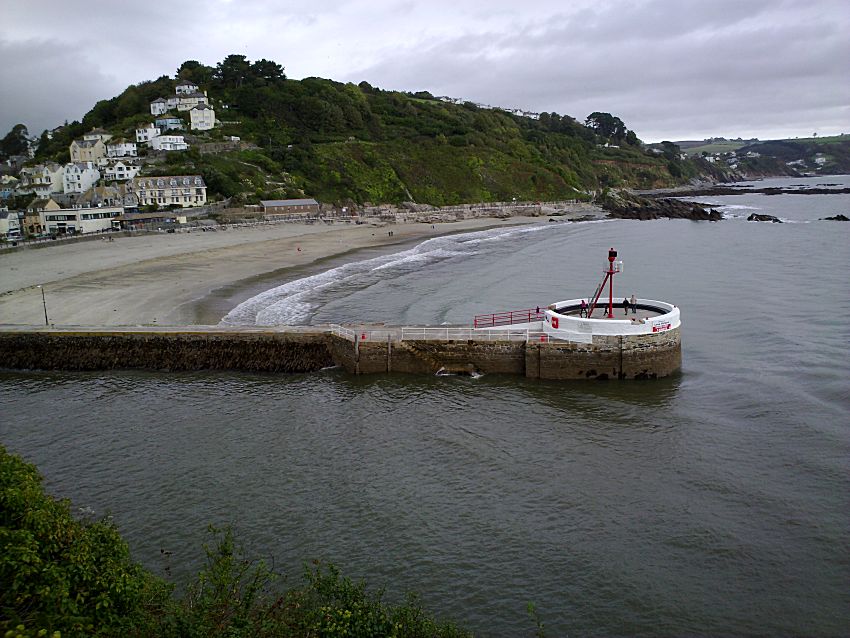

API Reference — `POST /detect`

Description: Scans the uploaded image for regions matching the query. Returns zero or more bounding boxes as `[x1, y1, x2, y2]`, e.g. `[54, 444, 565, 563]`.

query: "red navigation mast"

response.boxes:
[587, 248, 623, 318]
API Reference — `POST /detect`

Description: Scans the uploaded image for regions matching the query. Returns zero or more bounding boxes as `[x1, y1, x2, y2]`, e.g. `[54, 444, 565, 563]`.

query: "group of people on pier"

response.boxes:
[576, 294, 638, 318]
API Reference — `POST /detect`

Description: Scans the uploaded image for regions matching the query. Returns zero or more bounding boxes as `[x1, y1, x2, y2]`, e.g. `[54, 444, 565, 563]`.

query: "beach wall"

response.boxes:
[0, 331, 334, 373]
[0, 327, 680, 379]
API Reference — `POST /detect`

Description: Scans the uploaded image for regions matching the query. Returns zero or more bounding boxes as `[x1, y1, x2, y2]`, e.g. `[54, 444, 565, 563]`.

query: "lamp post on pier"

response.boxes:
[37, 285, 49, 326]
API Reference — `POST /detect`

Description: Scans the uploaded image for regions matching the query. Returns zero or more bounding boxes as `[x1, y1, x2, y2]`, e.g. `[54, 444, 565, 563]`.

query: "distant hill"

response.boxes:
[30, 55, 727, 205]
[674, 135, 850, 176]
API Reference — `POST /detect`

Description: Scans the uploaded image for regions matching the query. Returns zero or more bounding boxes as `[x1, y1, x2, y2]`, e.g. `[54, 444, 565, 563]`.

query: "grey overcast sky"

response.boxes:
[1, 0, 848, 142]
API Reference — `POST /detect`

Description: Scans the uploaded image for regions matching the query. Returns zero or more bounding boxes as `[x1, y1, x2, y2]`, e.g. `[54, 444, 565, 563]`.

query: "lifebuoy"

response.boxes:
[552, 316, 559, 329]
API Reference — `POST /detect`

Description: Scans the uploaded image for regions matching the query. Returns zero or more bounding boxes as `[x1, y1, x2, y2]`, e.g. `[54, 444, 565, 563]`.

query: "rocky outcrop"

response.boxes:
[601, 192, 722, 221]
[747, 213, 783, 223]
[822, 214, 849, 221]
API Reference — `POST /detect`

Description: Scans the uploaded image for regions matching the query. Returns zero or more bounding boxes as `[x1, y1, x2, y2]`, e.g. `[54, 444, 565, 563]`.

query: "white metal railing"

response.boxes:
[326, 324, 590, 344]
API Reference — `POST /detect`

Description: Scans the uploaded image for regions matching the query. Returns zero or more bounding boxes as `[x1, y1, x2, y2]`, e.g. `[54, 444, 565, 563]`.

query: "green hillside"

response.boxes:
[32, 55, 709, 205]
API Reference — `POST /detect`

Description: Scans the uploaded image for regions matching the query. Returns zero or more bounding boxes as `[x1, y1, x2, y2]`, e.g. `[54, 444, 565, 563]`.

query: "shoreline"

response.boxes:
[0, 215, 580, 327]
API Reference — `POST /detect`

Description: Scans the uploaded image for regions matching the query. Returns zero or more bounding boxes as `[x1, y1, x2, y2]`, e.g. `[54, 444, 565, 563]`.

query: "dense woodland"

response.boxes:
[25, 55, 711, 205]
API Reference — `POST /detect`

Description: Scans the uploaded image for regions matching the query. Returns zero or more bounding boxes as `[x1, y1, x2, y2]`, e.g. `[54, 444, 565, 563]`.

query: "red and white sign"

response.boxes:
[551, 316, 559, 329]
[651, 322, 671, 332]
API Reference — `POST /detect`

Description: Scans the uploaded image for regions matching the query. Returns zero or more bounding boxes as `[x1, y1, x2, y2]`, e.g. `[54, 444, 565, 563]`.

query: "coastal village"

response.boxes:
[0, 77, 328, 240]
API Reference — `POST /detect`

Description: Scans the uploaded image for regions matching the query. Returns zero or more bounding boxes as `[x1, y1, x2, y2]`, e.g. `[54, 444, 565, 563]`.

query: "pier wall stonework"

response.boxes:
[0, 327, 680, 380]
[0, 332, 334, 373]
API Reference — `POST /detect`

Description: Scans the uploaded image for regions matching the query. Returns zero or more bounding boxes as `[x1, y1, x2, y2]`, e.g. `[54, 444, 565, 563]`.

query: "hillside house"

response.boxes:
[0, 176, 18, 200]
[155, 116, 184, 131]
[18, 163, 64, 198]
[126, 175, 207, 208]
[190, 104, 215, 130]
[83, 128, 112, 143]
[150, 133, 188, 152]
[136, 123, 161, 144]
[177, 91, 208, 112]
[261, 198, 320, 218]
[77, 185, 132, 209]
[106, 139, 138, 158]
[175, 79, 199, 95]
[102, 160, 141, 182]
[150, 98, 168, 116]
[70, 138, 106, 163]
[62, 162, 101, 194]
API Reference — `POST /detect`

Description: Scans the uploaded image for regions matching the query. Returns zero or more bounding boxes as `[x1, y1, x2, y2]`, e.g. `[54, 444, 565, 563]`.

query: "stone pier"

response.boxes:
[0, 324, 681, 380]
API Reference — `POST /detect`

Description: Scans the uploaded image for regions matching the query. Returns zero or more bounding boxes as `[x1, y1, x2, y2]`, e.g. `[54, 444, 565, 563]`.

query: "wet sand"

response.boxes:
[0, 217, 551, 327]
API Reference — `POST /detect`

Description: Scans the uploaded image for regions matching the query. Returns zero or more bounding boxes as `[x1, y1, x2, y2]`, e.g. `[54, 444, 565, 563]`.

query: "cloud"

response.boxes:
[1, 0, 848, 141]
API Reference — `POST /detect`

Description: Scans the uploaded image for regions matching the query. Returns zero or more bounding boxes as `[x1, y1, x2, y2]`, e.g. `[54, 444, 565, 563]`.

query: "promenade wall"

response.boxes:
[0, 327, 680, 380]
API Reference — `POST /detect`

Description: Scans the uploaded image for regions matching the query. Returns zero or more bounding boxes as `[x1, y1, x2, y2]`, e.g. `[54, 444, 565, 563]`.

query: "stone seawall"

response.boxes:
[0, 327, 681, 380]
[0, 331, 334, 373]
[328, 328, 680, 379]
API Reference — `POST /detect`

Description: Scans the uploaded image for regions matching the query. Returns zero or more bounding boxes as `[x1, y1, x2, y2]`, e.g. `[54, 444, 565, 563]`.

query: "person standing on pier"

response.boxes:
[623, 297, 630, 315]
[580, 299, 588, 317]
[630, 294, 637, 314]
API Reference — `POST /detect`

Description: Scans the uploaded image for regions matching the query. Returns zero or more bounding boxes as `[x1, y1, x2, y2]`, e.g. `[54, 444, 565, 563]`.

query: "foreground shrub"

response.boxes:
[1, 446, 472, 637]
[0, 445, 170, 637]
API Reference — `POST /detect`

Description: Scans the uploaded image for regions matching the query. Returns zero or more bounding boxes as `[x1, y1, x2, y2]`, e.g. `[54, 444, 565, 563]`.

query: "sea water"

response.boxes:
[2, 175, 848, 636]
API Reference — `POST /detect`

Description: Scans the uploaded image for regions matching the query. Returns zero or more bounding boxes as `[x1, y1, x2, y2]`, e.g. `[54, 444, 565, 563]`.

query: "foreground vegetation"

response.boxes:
[0, 445, 472, 637]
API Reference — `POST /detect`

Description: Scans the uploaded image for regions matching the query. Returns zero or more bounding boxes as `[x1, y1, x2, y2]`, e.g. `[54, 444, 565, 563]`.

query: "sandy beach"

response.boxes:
[0, 216, 563, 327]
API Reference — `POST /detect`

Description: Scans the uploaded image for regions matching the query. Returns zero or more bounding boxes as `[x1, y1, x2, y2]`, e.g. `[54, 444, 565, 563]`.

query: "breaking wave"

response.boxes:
[220, 223, 557, 326]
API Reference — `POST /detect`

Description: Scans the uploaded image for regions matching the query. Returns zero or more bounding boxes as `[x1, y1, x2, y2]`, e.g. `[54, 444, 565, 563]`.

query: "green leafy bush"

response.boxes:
[1, 446, 474, 637]
[0, 445, 169, 637]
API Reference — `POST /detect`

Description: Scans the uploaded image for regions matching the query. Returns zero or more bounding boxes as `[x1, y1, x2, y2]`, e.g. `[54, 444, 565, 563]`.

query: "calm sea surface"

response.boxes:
[2, 175, 849, 636]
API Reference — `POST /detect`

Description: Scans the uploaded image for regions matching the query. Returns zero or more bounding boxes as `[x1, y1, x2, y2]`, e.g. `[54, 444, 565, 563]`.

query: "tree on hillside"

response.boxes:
[0, 124, 29, 160]
[215, 54, 252, 88]
[660, 140, 681, 160]
[177, 60, 215, 86]
[251, 58, 286, 84]
[585, 112, 627, 141]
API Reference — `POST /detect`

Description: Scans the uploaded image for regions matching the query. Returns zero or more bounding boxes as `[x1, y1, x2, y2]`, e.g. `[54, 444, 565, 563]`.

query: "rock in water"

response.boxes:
[747, 213, 783, 223]
[600, 192, 722, 221]
[822, 214, 849, 221]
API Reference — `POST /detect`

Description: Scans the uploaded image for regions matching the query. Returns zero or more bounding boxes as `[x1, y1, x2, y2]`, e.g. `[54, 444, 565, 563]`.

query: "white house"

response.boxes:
[175, 79, 199, 95]
[150, 134, 188, 152]
[106, 139, 138, 158]
[127, 175, 207, 208]
[150, 98, 168, 116]
[136, 124, 161, 144]
[166, 95, 179, 110]
[18, 163, 64, 198]
[0, 210, 22, 239]
[102, 160, 141, 182]
[177, 91, 208, 112]
[190, 104, 215, 130]
[63, 162, 101, 194]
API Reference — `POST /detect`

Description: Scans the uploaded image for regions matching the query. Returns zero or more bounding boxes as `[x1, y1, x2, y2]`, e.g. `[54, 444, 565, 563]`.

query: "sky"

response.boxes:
[1, 0, 848, 143]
